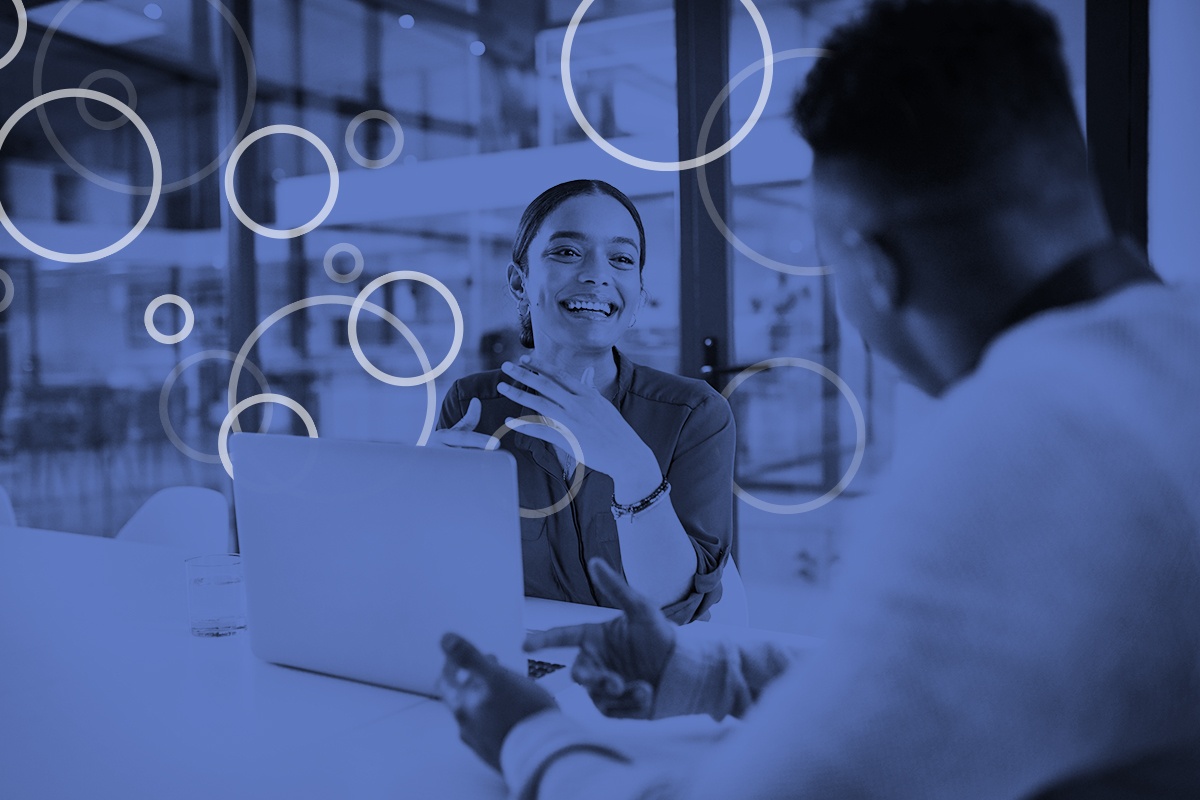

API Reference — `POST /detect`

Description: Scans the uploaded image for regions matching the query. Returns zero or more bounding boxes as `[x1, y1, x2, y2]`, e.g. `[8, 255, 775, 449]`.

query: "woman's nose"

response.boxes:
[577, 252, 611, 285]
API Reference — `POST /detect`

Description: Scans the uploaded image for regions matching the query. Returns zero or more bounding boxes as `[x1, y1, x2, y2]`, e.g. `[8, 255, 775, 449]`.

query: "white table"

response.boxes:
[0, 527, 812, 799]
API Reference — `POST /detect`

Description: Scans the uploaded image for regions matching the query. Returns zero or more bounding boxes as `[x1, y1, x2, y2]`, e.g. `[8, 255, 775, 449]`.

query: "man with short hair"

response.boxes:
[438, 1, 1200, 796]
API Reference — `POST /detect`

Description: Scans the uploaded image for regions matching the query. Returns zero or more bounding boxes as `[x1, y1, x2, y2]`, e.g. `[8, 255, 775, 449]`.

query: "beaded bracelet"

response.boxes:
[610, 478, 671, 522]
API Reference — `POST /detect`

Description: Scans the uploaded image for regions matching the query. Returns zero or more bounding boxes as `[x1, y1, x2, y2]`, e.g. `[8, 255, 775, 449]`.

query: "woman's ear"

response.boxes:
[629, 287, 648, 327]
[506, 261, 526, 303]
[859, 232, 905, 311]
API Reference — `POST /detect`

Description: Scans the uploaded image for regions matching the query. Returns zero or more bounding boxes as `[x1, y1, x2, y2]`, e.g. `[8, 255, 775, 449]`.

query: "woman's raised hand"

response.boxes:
[496, 357, 662, 503]
[425, 397, 499, 450]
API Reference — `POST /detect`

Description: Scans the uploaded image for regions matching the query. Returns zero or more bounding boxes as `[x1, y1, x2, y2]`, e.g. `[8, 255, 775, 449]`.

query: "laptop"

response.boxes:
[230, 432, 580, 697]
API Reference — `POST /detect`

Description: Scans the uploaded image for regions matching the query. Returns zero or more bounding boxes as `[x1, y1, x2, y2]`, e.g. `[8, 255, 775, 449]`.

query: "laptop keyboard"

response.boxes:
[528, 659, 566, 680]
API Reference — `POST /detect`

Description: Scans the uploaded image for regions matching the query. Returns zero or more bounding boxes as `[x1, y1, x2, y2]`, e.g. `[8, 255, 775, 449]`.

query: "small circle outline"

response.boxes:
[721, 357, 866, 514]
[0, 269, 13, 314]
[0, 89, 162, 263]
[347, 271, 464, 388]
[344, 110, 404, 169]
[77, 69, 137, 131]
[323, 243, 365, 283]
[144, 294, 195, 345]
[225, 124, 339, 239]
[560, 0, 773, 173]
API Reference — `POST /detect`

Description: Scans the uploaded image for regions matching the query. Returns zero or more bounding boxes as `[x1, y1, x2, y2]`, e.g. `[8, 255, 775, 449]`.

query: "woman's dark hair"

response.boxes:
[511, 179, 646, 348]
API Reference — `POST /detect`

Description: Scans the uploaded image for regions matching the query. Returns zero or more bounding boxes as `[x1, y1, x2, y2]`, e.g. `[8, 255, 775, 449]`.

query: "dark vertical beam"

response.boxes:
[818, 273, 841, 491]
[675, 0, 737, 561]
[286, 0, 307, 355]
[1086, 0, 1149, 250]
[675, 0, 733, 381]
[214, 0, 261, 429]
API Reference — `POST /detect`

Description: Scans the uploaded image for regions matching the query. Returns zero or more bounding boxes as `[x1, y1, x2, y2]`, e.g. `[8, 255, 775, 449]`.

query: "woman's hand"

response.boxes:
[425, 397, 498, 450]
[496, 357, 661, 503]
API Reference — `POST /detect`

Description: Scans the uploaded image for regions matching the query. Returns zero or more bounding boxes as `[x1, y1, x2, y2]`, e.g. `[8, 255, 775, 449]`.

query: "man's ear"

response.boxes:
[506, 261, 526, 303]
[860, 232, 906, 310]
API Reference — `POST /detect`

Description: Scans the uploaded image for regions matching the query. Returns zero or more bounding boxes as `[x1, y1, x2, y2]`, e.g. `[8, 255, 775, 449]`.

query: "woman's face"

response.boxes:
[516, 193, 643, 354]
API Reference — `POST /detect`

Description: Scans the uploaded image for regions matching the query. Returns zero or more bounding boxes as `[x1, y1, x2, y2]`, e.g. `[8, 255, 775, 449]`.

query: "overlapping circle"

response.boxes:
[345, 110, 404, 169]
[226, 295, 437, 447]
[697, 48, 831, 276]
[144, 294, 194, 344]
[560, 0, 773, 172]
[32, 0, 255, 195]
[0, 89, 162, 263]
[348, 271, 463, 387]
[161, 350, 272, 464]
[218, 393, 318, 479]
[721, 357, 866, 514]
[491, 415, 586, 519]
[225, 124, 339, 239]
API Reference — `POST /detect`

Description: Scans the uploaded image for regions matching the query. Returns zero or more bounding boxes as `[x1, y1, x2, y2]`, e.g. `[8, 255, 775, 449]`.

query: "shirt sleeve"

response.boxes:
[657, 391, 736, 624]
[436, 379, 466, 430]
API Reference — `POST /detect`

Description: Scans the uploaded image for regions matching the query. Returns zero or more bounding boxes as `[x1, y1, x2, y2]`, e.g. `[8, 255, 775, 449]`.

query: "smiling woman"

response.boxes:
[430, 180, 736, 623]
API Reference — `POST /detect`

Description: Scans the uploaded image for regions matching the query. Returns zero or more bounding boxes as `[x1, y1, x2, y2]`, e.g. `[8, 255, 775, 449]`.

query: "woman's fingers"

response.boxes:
[500, 361, 583, 402]
[496, 382, 563, 416]
[452, 397, 482, 431]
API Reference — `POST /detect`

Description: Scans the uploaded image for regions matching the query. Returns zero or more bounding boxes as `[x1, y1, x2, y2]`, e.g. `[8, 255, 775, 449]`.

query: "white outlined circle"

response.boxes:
[217, 393, 318, 479]
[161, 350, 272, 464]
[77, 69, 137, 131]
[1, 1, 28, 71]
[33, 0, 255, 195]
[0, 269, 13, 314]
[323, 243, 364, 283]
[698, 49, 831, 276]
[721, 358, 866, 514]
[226, 295, 437, 446]
[144, 294, 195, 345]
[348, 271, 463, 387]
[0, 89, 162, 263]
[561, 0, 773, 172]
[345, 110, 404, 169]
[224, 124, 338, 239]
[493, 415, 586, 519]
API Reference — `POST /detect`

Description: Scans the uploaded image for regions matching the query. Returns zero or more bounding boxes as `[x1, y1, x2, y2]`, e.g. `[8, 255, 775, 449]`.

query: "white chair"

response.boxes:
[117, 487, 231, 556]
[707, 555, 750, 627]
[0, 484, 16, 526]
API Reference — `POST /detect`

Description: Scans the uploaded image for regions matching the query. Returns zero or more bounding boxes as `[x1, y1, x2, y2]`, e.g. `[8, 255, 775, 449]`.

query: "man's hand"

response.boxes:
[524, 559, 677, 719]
[438, 633, 557, 771]
[427, 397, 499, 450]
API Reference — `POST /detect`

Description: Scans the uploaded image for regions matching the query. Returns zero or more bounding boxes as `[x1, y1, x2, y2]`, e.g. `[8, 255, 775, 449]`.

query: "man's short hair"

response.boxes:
[793, 0, 1083, 188]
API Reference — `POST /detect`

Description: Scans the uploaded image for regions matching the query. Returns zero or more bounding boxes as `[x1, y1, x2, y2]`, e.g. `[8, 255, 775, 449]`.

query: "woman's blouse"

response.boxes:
[436, 349, 735, 623]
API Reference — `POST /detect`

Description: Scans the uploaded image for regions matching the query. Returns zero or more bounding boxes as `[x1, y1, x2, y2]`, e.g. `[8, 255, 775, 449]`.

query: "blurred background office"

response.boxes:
[0, 0, 1194, 633]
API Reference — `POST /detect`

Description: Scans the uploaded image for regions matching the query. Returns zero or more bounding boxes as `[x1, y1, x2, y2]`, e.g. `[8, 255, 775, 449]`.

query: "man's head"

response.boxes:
[793, 0, 1110, 394]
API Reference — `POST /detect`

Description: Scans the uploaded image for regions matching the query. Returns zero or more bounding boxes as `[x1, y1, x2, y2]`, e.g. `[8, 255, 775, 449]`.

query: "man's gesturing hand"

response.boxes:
[438, 633, 557, 770]
[524, 559, 677, 719]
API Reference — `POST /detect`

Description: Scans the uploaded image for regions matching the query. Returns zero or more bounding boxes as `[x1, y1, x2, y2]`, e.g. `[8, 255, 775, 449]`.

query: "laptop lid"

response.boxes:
[229, 433, 525, 697]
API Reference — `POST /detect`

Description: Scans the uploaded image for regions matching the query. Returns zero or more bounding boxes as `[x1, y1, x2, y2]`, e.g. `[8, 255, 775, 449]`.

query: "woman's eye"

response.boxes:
[551, 247, 581, 258]
[611, 255, 635, 268]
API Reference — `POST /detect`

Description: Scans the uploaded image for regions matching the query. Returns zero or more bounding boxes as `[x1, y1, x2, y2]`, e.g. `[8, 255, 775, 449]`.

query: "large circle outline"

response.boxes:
[0, 1, 26, 72]
[226, 295, 437, 447]
[0, 269, 13, 314]
[160, 349, 272, 464]
[721, 357, 866, 514]
[144, 294, 195, 345]
[323, 243, 364, 283]
[344, 110, 404, 169]
[224, 124, 339, 239]
[77, 69, 137, 131]
[0, 89, 162, 263]
[697, 48, 831, 276]
[32, 0, 255, 196]
[348, 271, 463, 387]
[560, 0, 773, 172]
[217, 393, 318, 479]
[492, 415, 587, 519]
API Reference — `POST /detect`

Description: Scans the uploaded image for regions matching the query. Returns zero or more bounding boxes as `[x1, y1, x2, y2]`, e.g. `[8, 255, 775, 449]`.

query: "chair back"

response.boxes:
[117, 487, 230, 556]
